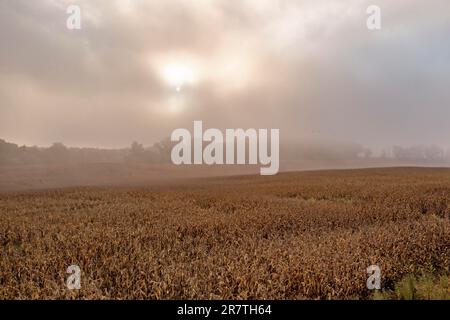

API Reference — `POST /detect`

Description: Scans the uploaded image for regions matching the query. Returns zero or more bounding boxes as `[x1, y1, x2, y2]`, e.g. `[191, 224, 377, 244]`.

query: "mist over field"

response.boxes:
[2, 136, 450, 192]
[1, 0, 450, 190]
[1, 1, 450, 302]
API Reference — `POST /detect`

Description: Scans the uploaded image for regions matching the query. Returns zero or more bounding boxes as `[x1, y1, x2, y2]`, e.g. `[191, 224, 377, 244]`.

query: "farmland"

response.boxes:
[1, 167, 450, 299]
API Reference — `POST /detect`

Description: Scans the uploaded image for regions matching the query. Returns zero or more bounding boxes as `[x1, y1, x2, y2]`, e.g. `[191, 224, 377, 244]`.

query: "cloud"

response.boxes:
[0, 0, 449, 149]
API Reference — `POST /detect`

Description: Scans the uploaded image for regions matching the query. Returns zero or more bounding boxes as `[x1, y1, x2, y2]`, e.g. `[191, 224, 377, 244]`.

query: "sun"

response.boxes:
[162, 62, 198, 91]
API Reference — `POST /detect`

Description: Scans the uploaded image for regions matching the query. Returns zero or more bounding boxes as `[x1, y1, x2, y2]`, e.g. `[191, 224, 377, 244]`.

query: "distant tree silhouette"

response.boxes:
[46, 142, 70, 163]
[130, 141, 144, 155]
[152, 137, 173, 163]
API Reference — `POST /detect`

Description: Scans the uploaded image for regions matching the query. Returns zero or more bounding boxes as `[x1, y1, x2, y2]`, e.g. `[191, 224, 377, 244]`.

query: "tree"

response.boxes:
[130, 141, 144, 156]
[152, 137, 173, 163]
[47, 142, 70, 163]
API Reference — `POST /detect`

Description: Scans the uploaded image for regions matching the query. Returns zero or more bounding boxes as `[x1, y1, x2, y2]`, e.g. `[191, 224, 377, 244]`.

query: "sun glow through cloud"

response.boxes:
[162, 63, 197, 91]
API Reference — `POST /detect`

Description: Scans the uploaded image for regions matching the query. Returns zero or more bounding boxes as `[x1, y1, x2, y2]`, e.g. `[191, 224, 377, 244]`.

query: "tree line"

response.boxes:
[1, 138, 450, 166]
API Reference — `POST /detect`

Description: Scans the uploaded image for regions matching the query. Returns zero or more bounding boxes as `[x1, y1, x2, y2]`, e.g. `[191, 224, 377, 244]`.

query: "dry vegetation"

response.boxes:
[1, 167, 450, 299]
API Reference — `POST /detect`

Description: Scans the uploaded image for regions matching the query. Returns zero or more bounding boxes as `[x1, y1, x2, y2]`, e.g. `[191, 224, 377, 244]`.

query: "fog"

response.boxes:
[1, 0, 450, 153]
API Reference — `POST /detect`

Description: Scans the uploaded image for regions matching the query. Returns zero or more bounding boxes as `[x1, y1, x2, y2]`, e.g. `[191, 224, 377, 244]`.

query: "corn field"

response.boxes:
[1, 167, 450, 299]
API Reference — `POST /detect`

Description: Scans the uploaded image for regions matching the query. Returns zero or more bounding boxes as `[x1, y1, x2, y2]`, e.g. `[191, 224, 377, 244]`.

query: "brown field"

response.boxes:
[1, 167, 450, 299]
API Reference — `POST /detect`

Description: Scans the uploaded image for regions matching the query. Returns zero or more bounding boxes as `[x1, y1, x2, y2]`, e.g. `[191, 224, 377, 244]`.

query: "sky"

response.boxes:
[0, 0, 449, 150]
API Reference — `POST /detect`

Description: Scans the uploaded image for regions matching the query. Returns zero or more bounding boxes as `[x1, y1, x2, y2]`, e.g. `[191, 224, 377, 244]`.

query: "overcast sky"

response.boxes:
[0, 0, 449, 150]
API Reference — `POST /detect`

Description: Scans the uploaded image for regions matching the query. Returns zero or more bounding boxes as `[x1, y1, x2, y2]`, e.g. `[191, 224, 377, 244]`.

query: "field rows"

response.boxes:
[1, 168, 450, 299]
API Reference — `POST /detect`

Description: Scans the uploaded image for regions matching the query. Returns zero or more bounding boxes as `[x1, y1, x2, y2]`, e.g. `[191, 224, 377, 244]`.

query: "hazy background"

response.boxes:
[1, 0, 450, 153]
